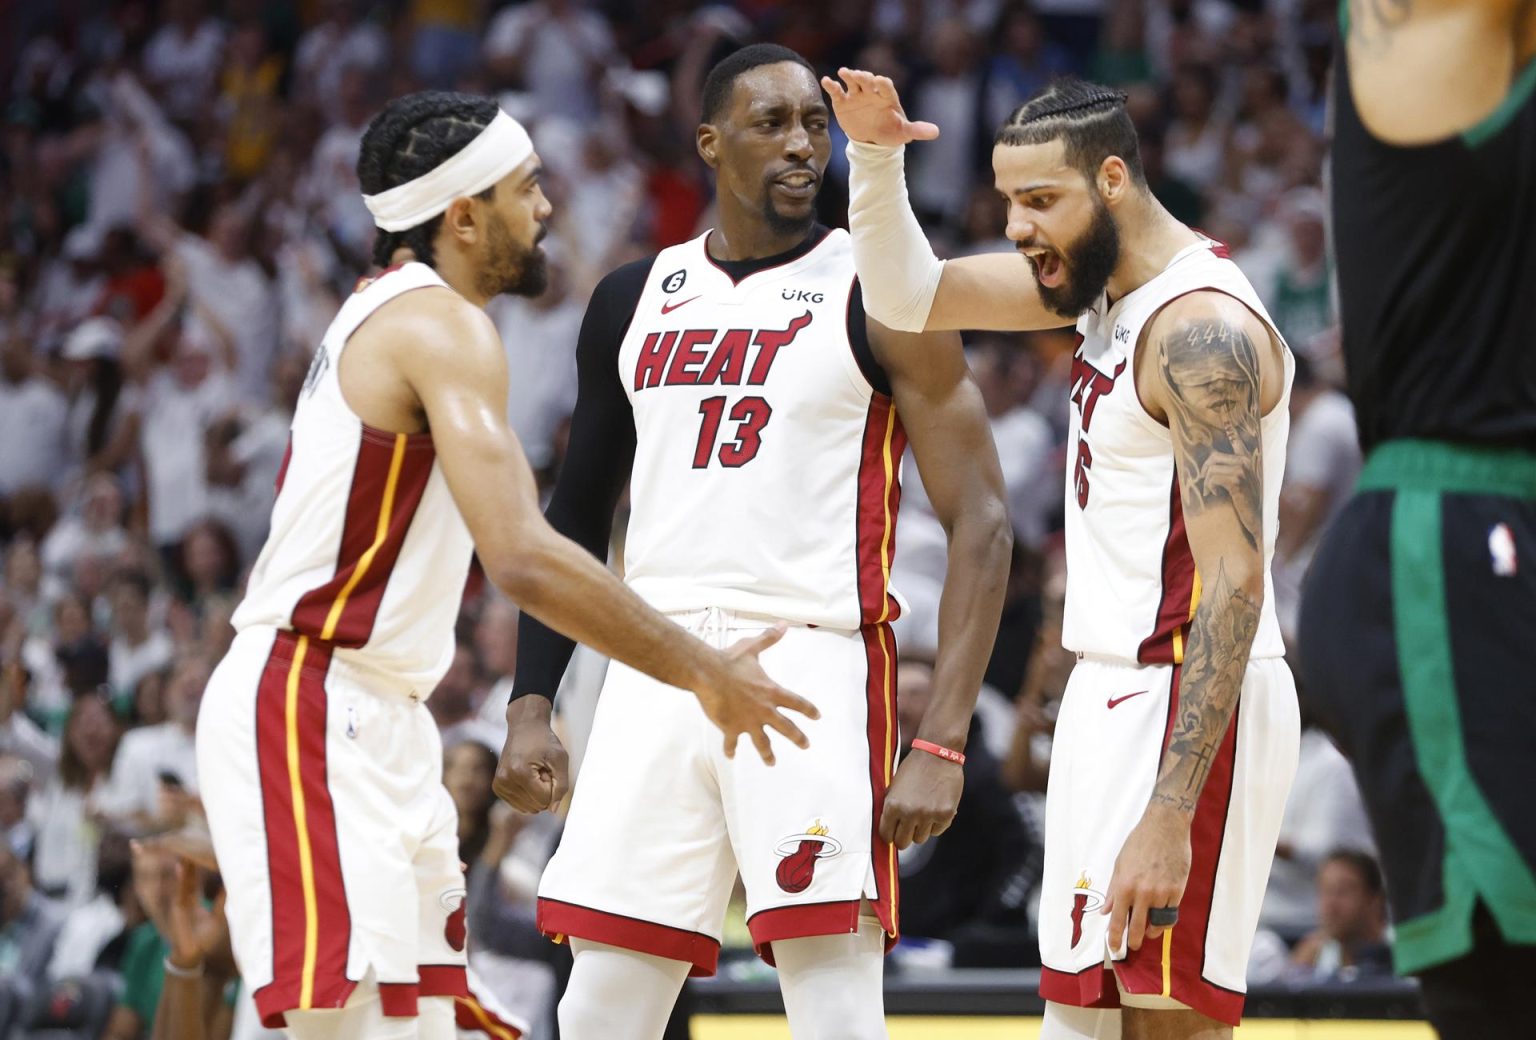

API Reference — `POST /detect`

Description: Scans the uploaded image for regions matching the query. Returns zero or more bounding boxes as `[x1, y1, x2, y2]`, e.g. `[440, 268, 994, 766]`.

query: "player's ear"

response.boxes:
[1100, 156, 1130, 205]
[442, 195, 480, 246]
[697, 124, 720, 171]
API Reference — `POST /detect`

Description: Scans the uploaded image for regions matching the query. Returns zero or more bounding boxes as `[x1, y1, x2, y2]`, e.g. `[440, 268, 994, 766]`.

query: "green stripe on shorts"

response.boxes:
[1389, 489, 1536, 974]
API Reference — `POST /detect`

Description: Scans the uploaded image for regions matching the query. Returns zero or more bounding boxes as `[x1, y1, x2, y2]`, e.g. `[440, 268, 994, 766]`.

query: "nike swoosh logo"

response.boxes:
[660, 294, 701, 315]
[1107, 691, 1149, 710]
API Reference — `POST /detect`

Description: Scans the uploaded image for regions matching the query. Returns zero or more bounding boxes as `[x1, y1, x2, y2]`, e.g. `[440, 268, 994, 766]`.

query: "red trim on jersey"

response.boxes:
[1115, 670, 1245, 1026]
[456, 994, 523, 1039]
[535, 898, 722, 977]
[1137, 477, 1197, 665]
[1039, 963, 1122, 1009]
[854, 396, 906, 624]
[289, 427, 437, 647]
[861, 621, 901, 941]
[253, 632, 354, 1029]
[274, 437, 293, 496]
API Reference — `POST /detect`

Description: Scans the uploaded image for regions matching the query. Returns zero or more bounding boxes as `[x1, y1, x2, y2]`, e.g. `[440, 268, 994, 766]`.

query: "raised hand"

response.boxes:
[494, 695, 571, 814]
[820, 67, 940, 147]
[879, 750, 963, 849]
[694, 625, 820, 766]
[165, 859, 229, 972]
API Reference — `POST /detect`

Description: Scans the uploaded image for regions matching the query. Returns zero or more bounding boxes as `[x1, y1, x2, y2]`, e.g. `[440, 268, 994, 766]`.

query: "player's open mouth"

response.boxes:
[1023, 247, 1065, 289]
[772, 172, 819, 199]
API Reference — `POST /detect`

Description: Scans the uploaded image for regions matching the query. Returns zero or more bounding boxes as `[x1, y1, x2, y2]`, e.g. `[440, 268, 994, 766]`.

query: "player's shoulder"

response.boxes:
[375, 283, 496, 344]
[1147, 284, 1268, 343]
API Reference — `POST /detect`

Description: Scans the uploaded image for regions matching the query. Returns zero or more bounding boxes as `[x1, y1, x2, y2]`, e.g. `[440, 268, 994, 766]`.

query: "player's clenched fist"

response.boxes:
[820, 67, 940, 147]
[880, 750, 963, 849]
[693, 625, 821, 766]
[496, 695, 571, 813]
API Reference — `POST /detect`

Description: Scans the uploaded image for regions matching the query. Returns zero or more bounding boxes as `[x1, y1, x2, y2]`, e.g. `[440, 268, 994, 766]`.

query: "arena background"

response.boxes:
[1, 1, 1400, 1037]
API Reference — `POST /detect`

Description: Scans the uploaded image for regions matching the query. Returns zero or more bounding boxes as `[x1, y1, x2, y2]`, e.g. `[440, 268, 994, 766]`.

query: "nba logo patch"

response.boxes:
[774, 820, 842, 893]
[1489, 522, 1518, 577]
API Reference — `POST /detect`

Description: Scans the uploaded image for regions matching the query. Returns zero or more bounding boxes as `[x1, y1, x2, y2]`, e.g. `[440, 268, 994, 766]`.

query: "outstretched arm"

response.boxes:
[824, 68, 1072, 334]
[869, 317, 1013, 848]
[389, 292, 819, 799]
[1105, 294, 1272, 953]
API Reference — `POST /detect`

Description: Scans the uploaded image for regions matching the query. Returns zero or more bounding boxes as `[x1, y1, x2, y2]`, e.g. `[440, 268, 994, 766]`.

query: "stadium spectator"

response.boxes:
[30, 693, 121, 905]
[1288, 850, 1393, 982]
[0, 840, 63, 1032]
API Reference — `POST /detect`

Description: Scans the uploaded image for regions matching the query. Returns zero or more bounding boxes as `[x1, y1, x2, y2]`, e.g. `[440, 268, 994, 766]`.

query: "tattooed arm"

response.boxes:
[1105, 293, 1278, 956]
[1345, 0, 1535, 145]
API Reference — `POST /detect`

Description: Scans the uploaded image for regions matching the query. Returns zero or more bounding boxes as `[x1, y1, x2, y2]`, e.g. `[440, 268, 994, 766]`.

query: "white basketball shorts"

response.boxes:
[197, 626, 469, 1029]
[1038, 654, 1299, 1026]
[536, 608, 900, 974]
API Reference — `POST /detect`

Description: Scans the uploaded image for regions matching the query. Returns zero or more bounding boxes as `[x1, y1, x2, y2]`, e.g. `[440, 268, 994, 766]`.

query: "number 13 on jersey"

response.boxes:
[694, 396, 772, 468]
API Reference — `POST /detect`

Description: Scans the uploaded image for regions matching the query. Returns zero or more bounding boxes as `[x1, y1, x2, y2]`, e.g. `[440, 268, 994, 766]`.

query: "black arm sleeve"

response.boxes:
[510, 257, 653, 701]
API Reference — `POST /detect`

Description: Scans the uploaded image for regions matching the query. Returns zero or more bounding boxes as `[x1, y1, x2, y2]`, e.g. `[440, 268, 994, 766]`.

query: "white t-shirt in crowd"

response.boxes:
[139, 367, 235, 545]
[108, 630, 175, 700]
[174, 236, 278, 404]
[1259, 727, 1374, 935]
[99, 721, 199, 825]
[141, 19, 226, 121]
[486, 295, 582, 470]
[0, 377, 68, 494]
[483, 3, 615, 120]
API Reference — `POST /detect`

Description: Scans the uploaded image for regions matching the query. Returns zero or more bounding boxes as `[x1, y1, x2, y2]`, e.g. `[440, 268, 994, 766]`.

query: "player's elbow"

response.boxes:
[483, 528, 559, 611]
[952, 497, 1013, 571]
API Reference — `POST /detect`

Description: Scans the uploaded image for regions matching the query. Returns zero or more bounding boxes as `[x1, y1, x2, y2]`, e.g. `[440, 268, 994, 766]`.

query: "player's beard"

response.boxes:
[478, 212, 549, 299]
[762, 178, 818, 239]
[1034, 194, 1120, 319]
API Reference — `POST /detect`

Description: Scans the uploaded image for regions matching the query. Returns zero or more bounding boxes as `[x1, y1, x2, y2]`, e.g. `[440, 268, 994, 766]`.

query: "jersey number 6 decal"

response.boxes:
[694, 396, 773, 469]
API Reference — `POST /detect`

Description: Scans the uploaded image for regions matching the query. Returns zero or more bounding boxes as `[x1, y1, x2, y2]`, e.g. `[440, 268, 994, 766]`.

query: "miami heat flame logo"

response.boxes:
[439, 888, 467, 952]
[774, 820, 843, 893]
[1069, 871, 1107, 948]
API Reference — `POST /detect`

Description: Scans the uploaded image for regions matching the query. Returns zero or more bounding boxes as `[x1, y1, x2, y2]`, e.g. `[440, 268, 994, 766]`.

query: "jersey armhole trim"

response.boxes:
[1125, 287, 1290, 438]
[846, 278, 894, 399]
[332, 281, 454, 440]
[1462, 55, 1536, 148]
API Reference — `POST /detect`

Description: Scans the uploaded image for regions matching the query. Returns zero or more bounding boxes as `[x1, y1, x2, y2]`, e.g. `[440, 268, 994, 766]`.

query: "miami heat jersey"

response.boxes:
[232, 263, 474, 692]
[1061, 239, 1291, 664]
[615, 228, 904, 629]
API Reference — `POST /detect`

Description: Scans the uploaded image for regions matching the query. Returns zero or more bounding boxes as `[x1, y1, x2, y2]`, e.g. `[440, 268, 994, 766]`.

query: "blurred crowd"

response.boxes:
[0, 1, 1383, 1037]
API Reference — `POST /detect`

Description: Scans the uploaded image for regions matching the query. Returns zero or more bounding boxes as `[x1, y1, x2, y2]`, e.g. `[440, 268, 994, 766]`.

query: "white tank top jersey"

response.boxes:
[232, 263, 474, 692]
[1060, 238, 1292, 665]
[616, 228, 906, 629]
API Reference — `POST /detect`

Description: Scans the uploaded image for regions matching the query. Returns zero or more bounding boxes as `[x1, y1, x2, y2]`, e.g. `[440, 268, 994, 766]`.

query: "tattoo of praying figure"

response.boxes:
[1159, 319, 1264, 551]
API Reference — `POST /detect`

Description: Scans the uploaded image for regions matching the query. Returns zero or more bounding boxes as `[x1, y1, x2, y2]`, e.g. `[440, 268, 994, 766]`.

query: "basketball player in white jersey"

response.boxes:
[824, 72, 1301, 1039]
[194, 90, 822, 1040]
[499, 45, 1012, 1039]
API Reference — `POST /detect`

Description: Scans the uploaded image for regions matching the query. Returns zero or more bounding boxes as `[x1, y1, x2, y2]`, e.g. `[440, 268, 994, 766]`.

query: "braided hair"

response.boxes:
[356, 91, 501, 269]
[994, 78, 1146, 188]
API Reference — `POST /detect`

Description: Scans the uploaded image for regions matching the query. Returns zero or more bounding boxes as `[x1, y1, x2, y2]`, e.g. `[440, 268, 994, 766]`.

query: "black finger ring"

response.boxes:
[1148, 906, 1179, 927]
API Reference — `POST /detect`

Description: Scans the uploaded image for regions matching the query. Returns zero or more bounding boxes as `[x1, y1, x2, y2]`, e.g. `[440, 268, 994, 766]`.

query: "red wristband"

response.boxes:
[910, 738, 965, 766]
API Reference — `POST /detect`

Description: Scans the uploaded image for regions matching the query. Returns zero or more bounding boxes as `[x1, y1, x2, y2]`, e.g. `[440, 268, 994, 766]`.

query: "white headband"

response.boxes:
[362, 110, 534, 232]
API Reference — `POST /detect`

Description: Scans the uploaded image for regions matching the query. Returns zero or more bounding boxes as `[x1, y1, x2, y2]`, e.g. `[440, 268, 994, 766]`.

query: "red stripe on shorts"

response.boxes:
[861, 621, 900, 940]
[1115, 670, 1245, 1026]
[252, 631, 354, 1028]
